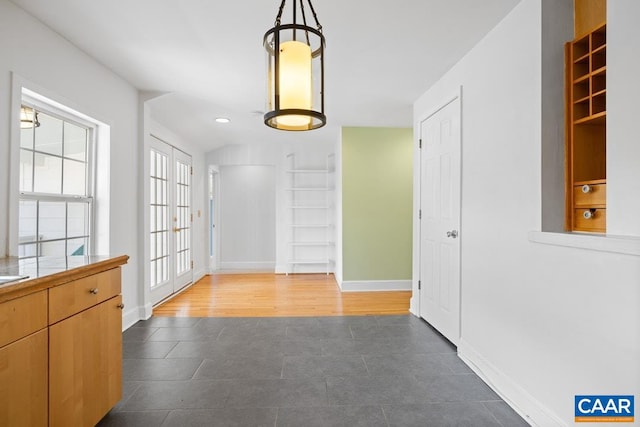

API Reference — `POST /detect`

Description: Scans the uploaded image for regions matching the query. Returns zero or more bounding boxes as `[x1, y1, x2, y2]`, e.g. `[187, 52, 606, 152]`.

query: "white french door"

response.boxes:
[149, 137, 193, 305]
[419, 95, 461, 345]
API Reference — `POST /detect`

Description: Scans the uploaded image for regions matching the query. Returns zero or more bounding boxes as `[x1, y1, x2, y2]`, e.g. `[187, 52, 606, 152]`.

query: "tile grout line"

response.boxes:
[482, 401, 508, 427]
[158, 409, 172, 427]
[380, 404, 391, 427]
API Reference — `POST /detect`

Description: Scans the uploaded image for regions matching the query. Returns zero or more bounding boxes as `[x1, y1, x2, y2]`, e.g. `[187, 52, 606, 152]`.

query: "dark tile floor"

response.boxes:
[98, 315, 529, 426]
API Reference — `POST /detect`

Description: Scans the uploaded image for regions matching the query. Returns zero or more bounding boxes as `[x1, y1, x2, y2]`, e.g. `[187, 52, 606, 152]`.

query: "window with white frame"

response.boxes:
[18, 102, 94, 259]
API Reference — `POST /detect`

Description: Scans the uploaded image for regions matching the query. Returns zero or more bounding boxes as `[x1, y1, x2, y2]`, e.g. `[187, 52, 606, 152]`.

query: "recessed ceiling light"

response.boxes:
[215, 117, 230, 124]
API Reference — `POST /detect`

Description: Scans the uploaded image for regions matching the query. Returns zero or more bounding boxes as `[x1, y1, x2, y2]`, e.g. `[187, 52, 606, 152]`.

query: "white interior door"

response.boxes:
[149, 137, 192, 305]
[419, 96, 461, 345]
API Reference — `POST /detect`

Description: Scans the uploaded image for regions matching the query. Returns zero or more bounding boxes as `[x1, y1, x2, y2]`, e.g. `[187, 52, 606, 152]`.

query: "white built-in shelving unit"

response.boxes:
[285, 152, 335, 274]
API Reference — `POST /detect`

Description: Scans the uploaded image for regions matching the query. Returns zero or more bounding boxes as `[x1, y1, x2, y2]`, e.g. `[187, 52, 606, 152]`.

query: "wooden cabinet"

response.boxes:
[0, 261, 125, 427]
[0, 300, 48, 426]
[48, 267, 123, 427]
[566, 22, 607, 232]
[49, 294, 122, 427]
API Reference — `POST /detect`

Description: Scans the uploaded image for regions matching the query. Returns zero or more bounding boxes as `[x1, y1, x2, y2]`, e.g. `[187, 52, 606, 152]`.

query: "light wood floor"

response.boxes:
[153, 273, 411, 317]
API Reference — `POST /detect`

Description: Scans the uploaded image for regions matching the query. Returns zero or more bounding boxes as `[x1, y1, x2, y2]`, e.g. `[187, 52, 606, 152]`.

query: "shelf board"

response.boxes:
[573, 95, 590, 105]
[592, 89, 606, 97]
[573, 111, 606, 125]
[574, 179, 606, 185]
[573, 52, 590, 64]
[592, 44, 606, 55]
[573, 74, 590, 84]
[289, 242, 330, 246]
[591, 65, 607, 76]
[575, 204, 606, 209]
[285, 169, 328, 174]
[288, 260, 330, 265]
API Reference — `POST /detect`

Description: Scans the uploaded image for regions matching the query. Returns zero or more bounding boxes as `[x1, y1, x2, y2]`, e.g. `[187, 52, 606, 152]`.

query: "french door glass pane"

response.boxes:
[150, 150, 169, 287]
[176, 161, 191, 275]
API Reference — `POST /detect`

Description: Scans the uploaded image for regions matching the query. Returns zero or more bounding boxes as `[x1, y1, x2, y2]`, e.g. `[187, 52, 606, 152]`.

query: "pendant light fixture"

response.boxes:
[20, 105, 40, 129]
[264, 0, 326, 131]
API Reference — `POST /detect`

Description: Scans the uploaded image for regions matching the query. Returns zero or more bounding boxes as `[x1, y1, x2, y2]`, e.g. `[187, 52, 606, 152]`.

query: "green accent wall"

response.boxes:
[342, 127, 413, 281]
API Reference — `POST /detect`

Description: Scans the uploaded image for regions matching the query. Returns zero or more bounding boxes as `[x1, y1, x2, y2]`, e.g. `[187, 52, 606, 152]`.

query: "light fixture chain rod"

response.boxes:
[274, 0, 286, 26]
[293, 0, 297, 40]
[306, 0, 323, 31]
[299, 0, 311, 45]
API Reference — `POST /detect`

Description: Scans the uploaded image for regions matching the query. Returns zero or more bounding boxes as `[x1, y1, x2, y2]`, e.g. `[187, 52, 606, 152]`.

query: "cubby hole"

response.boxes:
[573, 80, 589, 102]
[572, 35, 589, 60]
[592, 74, 606, 95]
[591, 27, 606, 51]
[591, 51, 606, 72]
[573, 99, 590, 121]
[592, 92, 606, 115]
[573, 61, 589, 80]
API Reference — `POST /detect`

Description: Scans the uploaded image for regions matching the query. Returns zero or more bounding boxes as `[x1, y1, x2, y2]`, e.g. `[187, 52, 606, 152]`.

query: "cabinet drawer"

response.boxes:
[574, 208, 606, 232]
[0, 290, 47, 347]
[574, 183, 606, 207]
[49, 267, 121, 324]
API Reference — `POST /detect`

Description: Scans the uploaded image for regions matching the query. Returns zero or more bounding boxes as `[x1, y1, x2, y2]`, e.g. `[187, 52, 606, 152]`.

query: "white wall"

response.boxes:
[413, 0, 640, 425]
[607, 0, 640, 236]
[0, 0, 140, 322]
[219, 165, 276, 270]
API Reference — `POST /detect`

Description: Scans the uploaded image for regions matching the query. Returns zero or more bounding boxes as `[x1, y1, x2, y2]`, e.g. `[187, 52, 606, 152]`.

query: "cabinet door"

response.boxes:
[0, 329, 48, 426]
[49, 295, 122, 427]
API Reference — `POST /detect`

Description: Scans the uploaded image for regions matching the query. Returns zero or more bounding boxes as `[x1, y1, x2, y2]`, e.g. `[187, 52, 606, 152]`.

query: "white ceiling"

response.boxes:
[11, 0, 521, 151]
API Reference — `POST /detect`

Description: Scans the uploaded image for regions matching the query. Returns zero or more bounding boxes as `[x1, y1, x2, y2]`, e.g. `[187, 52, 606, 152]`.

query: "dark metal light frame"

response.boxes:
[264, 0, 326, 131]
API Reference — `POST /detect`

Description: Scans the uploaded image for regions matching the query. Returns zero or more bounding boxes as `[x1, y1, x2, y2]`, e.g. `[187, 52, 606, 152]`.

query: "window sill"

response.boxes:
[528, 231, 640, 256]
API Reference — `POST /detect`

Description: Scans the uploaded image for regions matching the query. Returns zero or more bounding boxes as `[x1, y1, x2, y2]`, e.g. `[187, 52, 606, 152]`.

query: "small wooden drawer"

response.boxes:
[0, 290, 48, 348]
[574, 208, 606, 232]
[574, 183, 606, 207]
[49, 267, 121, 324]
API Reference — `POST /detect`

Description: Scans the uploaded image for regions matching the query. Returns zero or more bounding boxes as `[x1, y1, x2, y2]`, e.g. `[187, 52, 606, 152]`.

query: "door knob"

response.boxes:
[446, 230, 458, 238]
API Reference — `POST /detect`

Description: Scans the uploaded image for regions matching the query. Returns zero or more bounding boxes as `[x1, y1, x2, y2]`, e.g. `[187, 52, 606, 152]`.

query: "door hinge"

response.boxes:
[190, 260, 194, 269]
[191, 213, 193, 222]
[419, 209, 422, 220]
[190, 166, 193, 175]
[418, 280, 421, 290]
[419, 139, 422, 149]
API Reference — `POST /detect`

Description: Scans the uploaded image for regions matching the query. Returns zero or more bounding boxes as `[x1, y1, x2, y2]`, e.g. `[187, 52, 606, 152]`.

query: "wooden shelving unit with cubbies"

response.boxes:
[566, 22, 607, 233]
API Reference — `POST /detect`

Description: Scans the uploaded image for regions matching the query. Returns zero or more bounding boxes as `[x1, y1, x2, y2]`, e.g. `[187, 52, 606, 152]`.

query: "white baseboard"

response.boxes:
[458, 339, 565, 427]
[193, 269, 206, 283]
[409, 296, 418, 315]
[219, 261, 275, 271]
[122, 305, 143, 331]
[340, 279, 412, 292]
